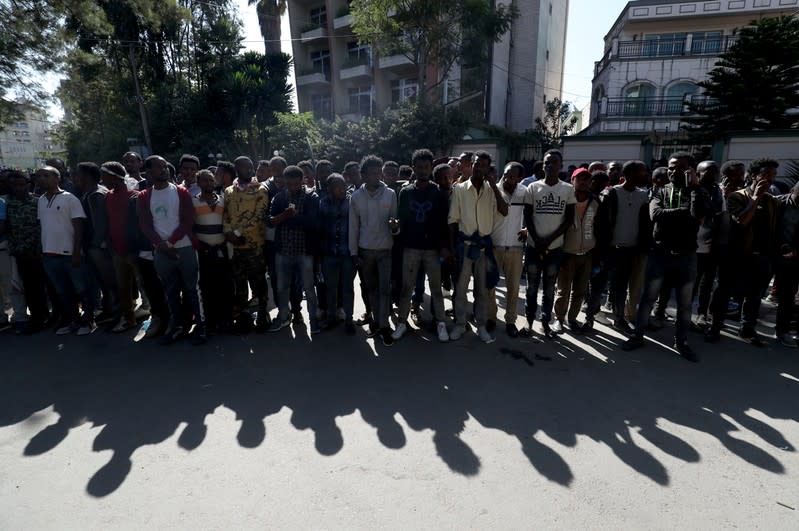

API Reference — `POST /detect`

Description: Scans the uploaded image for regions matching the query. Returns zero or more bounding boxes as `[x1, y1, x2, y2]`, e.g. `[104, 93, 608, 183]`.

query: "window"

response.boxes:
[310, 49, 331, 78]
[309, 6, 327, 27]
[391, 78, 418, 104]
[346, 41, 371, 66]
[311, 94, 332, 120]
[691, 31, 722, 55]
[348, 85, 373, 116]
[643, 33, 686, 56]
[664, 82, 697, 114]
[623, 82, 655, 116]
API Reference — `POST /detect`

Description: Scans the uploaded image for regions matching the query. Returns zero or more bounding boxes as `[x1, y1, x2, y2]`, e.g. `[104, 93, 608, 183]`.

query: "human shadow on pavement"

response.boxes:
[1, 309, 797, 497]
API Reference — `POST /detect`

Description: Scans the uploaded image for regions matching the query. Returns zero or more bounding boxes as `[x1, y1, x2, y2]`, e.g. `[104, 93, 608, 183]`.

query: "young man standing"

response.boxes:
[775, 182, 799, 348]
[223, 156, 270, 331]
[319, 174, 356, 335]
[392, 149, 450, 343]
[488, 162, 527, 337]
[623, 152, 709, 361]
[193, 169, 233, 333]
[178, 154, 202, 197]
[448, 151, 508, 343]
[553, 168, 599, 333]
[343, 161, 362, 191]
[522, 149, 576, 339]
[122, 151, 145, 191]
[692, 161, 724, 328]
[349, 155, 399, 346]
[36, 166, 91, 335]
[268, 166, 321, 334]
[707, 158, 781, 346]
[137, 155, 205, 345]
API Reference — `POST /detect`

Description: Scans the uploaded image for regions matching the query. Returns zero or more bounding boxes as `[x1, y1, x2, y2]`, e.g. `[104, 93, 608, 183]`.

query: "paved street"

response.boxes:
[1, 291, 798, 529]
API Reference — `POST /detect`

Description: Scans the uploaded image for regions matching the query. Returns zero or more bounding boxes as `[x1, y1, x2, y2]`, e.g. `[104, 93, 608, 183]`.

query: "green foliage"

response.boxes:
[684, 16, 799, 140]
[531, 98, 578, 151]
[350, 0, 517, 102]
[267, 113, 320, 163]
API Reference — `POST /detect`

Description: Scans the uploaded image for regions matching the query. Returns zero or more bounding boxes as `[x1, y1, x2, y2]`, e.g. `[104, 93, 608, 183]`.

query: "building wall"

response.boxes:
[0, 109, 63, 170]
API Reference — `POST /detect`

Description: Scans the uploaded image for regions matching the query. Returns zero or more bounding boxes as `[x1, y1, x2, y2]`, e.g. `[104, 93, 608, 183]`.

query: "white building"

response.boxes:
[578, 0, 797, 162]
[287, 0, 568, 130]
[0, 108, 64, 171]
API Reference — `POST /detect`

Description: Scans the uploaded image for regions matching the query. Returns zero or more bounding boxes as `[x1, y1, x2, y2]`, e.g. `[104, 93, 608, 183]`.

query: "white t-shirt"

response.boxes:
[37, 191, 87, 255]
[150, 183, 191, 248]
[524, 180, 576, 249]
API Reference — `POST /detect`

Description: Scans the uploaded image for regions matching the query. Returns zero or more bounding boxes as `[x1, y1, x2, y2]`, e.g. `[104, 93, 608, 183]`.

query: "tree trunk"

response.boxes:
[256, 2, 282, 55]
[128, 45, 153, 154]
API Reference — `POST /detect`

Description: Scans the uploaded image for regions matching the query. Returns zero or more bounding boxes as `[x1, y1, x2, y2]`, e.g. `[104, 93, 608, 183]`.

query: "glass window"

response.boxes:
[391, 78, 418, 104]
[310, 49, 330, 78]
[346, 42, 371, 65]
[643, 33, 686, 56]
[309, 6, 327, 27]
[691, 31, 722, 55]
[311, 94, 332, 120]
[623, 83, 655, 116]
[348, 85, 373, 116]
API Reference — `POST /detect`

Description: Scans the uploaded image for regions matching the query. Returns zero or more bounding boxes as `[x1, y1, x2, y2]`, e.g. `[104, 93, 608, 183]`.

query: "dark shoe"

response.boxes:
[518, 323, 534, 338]
[675, 342, 699, 362]
[354, 313, 370, 326]
[410, 305, 421, 325]
[292, 312, 304, 324]
[580, 319, 594, 334]
[160, 326, 185, 345]
[255, 315, 271, 332]
[191, 324, 208, 345]
[612, 318, 635, 335]
[267, 318, 291, 333]
[541, 322, 556, 340]
[506, 323, 519, 338]
[486, 319, 497, 333]
[568, 320, 582, 334]
[704, 329, 721, 343]
[621, 335, 645, 351]
[94, 311, 116, 325]
[739, 329, 764, 347]
[366, 324, 380, 338]
[344, 320, 356, 336]
[380, 328, 394, 346]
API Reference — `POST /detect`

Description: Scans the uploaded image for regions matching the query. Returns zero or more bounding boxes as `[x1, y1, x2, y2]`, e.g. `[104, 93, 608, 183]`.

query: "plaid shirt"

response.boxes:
[6, 194, 41, 256]
[269, 187, 320, 256]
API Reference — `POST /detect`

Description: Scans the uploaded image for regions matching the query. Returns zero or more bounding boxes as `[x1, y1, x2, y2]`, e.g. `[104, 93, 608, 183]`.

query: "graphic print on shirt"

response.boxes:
[411, 200, 433, 222]
[535, 192, 567, 215]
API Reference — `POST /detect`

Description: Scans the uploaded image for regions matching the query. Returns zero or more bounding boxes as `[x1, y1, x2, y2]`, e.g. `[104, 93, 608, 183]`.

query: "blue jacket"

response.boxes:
[319, 194, 351, 256]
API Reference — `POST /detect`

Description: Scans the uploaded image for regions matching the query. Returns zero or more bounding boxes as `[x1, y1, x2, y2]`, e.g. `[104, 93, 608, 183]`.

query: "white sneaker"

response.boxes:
[477, 326, 495, 344]
[437, 322, 449, 342]
[551, 320, 564, 334]
[391, 323, 408, 341]
[449, 325, 466, 341]
[77, 322, 97, 336]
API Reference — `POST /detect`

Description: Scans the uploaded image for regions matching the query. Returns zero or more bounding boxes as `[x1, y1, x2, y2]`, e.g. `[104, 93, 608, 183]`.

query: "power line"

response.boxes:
[490, 61, 591, 100]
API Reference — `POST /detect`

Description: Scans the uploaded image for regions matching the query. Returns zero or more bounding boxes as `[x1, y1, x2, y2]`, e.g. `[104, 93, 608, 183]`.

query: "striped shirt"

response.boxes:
[192, 193, 225, 246]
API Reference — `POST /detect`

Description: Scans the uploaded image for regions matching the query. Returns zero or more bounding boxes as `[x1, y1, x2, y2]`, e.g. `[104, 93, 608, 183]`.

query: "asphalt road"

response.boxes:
[1, 289, 798, 529]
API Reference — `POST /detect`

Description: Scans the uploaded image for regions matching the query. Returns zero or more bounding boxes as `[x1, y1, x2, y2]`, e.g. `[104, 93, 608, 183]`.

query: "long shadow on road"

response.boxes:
[1, 320, 797, 497]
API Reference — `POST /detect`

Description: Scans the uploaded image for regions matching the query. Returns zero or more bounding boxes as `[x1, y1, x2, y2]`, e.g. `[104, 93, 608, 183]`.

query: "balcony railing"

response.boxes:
[603, 96, 714, 118]
[594, 36, 737, 76]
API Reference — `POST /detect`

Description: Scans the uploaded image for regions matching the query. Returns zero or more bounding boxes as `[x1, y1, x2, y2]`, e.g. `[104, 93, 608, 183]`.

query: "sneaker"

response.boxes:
[344, 320, 356, 336]
[550, 320, 564, 334]
[77, 321, 98, 336]
[778, 334, 798, 348]
[437, 322, 449, 342]
[580, 319, 594, 334]
[675, 342, 699, 363]
[506, 323, 519, 338]
[739, 329, 764, 347]
[133, 307, 151, 321]
[696, 314, 710, 329]
[612, 318, 635, 335]
[191, 324, 208, 345]
[621, 335, 645, 351]
[518, 324, 534, 338]
[145, 317, 165, 338]
[56, 322, 78, 336]
[410, 305, 421, 324]
[541, 322, 556, 340]
[477, 326, 495, 344]
[112, 318, 137, 333]
[391, 323, 408, 341]
[568, 320, 581, 333]
[449, 325, 466, 341]
[159, 326, 185, 345]
[267, 318, 291, 333]
[601, 301, 614, 314]
[380, 328, 394, 346]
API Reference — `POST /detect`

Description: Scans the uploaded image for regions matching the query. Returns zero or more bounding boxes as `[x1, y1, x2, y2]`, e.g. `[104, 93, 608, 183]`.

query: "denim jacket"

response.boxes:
[320, 194, 351, 256]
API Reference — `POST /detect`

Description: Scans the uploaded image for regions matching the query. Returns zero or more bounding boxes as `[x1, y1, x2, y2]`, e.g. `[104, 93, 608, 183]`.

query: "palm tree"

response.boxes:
[248, 0, 287, 55]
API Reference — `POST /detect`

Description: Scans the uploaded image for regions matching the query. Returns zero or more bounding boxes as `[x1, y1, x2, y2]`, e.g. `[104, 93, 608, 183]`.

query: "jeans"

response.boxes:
[87, 247, 118, 315]
[265, 242, 301, 315]
[606, 247, 646, 322]
[153, 247, 204, 331]
[198, 245, 234, 328]
[43, 255, 88, 325]
[488, 246, 524, 324]
[359, 248, 392, 329]
[693, 252, 718, 317]
[276, 253, 318, 326]
[554, 252, 593, 323]
[455, 246, 488, 327]
[322, 255, 355, 321]
[524, 247, 564, 325]
[633, 250, 696, 344]
[137, 257, 168, 322]
[775, 257, 799, 335]
[398, 248, 445, 323]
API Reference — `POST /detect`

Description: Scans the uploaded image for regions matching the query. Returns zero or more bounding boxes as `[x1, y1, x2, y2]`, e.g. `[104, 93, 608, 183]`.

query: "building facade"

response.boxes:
[287, 0, 568, 130]
[583, 0, 797, 160]
[0, 108, 64, 171]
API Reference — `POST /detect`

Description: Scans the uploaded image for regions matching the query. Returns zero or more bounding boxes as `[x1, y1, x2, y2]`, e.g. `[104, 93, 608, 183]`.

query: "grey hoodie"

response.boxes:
[348, 182, 398, 255]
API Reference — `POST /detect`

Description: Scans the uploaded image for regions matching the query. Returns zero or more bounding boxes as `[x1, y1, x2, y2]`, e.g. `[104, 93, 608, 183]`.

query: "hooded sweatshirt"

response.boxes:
[348, 181, 397, 255]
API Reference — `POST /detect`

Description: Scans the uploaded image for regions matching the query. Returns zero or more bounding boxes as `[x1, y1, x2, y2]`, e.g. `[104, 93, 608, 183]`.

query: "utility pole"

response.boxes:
[128, 44, 153, 154]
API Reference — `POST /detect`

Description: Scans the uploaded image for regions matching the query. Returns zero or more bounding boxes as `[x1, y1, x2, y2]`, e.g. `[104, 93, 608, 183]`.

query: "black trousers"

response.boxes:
[14, 254, 50, 325]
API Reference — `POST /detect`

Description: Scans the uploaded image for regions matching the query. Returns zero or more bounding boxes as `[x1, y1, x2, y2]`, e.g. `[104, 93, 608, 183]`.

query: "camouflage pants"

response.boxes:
[231, 248, 268, 314]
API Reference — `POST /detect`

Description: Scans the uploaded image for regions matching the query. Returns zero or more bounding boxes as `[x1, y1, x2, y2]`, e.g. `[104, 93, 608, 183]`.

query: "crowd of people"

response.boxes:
[0, 147, 797, 362]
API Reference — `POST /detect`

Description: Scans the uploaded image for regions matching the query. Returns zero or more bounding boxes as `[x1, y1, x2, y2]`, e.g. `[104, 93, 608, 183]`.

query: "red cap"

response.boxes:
[571, 168, 591, 180]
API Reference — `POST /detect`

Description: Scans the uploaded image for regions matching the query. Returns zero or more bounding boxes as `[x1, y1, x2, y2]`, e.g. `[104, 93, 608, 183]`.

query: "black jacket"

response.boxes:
[397, 181, 448, 251]
[650, 183, 710, 254]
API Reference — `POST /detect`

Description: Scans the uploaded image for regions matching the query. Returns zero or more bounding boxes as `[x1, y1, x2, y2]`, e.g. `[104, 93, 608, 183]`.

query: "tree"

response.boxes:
[248, 0, 287, 55]
[684, 16, 799, 140]
[266, 112, 320, 163]
[531, 98, 577, 151]
[350, 0, 517, 103]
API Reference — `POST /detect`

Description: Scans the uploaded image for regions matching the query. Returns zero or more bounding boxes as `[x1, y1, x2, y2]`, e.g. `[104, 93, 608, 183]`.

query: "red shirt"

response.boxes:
[106, 188, 138, 255]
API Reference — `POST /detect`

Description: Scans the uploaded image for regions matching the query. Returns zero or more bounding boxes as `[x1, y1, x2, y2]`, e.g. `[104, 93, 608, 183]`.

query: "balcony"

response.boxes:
[333, 14, 352, 30]
[379, 54, 414, 71]
[603, 96, 713, 118]
[339, 57, 373, 80]
[300, 24, 328, 43]
[594, 36, 737, 76]
[296, 69, 330, 87]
